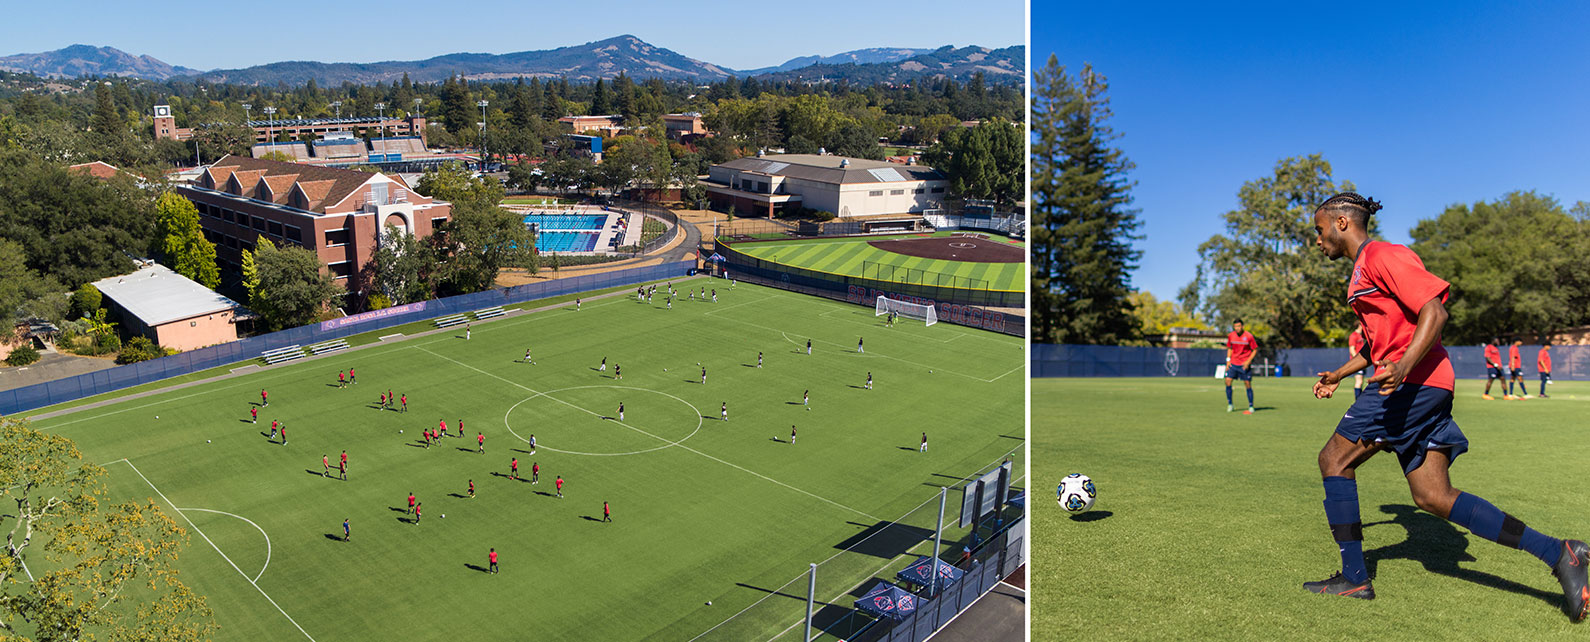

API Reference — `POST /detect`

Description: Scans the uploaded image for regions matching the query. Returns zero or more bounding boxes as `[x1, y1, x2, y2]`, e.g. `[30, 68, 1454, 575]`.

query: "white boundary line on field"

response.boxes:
[175, 507, 273, 582]
[108, 458, 315, 641]
[415, 346, 880, 522]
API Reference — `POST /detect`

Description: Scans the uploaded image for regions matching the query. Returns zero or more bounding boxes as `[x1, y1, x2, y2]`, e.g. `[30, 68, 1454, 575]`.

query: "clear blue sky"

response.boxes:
[4, 0, 1022, 72]
[1034, 1, 1590, 302]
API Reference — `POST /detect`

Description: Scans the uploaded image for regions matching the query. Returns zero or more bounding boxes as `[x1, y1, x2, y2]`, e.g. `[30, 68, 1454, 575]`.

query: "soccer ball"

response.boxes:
[441, 514, 446, 519]
[206, 440, 211, 443]
[1057, 474, 1097, 513]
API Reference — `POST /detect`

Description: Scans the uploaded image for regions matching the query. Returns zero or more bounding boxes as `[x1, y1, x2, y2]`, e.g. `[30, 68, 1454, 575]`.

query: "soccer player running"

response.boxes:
[477, 432, 485, 454]
[1509, 339, 1531, 399]
[555, 476, 564, 498]
[603, 501, 611, 522]
[1224, 319, 1258, 414]
[1539, 343, 1553, 398]
[1306, 193, 1589, 616]
[251, 406, 258, 423]
[1483, 338, 1504, 400]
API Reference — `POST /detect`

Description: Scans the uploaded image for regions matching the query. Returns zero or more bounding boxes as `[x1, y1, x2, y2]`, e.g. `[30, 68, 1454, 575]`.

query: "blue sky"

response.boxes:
[3, 0, 1023, 72]
[1034, 1, 1590, 302]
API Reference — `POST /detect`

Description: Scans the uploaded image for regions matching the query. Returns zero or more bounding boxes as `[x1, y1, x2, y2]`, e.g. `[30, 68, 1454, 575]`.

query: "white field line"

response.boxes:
[110, 459, 315, 641]
[176, 507, 272, 582]
[37, 369, 309, 430]
[415, 346, 880, 522]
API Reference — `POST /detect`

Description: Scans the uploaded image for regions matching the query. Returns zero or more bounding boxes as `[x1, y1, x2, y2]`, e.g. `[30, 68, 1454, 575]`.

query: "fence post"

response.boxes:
[931, 486, 946, 597]
[805, 562, 817, 642]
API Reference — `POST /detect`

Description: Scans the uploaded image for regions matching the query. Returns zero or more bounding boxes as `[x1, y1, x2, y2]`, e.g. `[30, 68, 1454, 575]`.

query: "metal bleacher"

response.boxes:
[472, 306, 506, 321]
[308, 339, 350, 356]
[261, 345, 305, 365]
[434, 314, 469, 329]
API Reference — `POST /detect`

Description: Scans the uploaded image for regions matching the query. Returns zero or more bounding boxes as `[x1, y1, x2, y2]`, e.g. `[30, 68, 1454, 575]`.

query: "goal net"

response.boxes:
[875, 296, 937, 326]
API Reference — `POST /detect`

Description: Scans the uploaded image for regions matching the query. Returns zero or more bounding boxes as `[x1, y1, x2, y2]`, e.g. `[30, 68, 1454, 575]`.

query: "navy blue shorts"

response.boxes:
[1511, 368, 1524, 378]
[1226, 365, 1252, 381]
[1335, 384, 1469, 475]
[1487, 366, 1502, 379]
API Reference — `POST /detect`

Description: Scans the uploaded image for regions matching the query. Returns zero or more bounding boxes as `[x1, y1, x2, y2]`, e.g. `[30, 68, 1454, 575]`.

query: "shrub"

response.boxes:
[5, 343, 40, 367]
[367, 294, 393, 310]
[96, 332, 121, 354]
[116, 336, 168, 364]
[70, 284, 102, 319]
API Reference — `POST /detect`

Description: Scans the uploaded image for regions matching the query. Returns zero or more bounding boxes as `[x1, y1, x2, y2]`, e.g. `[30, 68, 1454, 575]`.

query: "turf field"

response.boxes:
[29, 280, 1023, 642]
[728, 233, 1025, 293]
[1032, 377, 1590, 641]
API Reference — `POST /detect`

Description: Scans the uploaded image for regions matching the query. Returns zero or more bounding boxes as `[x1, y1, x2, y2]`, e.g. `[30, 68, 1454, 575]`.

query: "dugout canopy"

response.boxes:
[854, 581, 924, 621]
[896, 556, 964, 592]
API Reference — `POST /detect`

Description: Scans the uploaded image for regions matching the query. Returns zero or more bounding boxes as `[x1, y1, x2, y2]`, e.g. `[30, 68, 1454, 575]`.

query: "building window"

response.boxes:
[222, 209, 235, 223]
[285, 225, 302, 243]
[225, 236, 238, 249]
[432, 217, 447, 230]
[913, 188, 925, 195]
[324, 228, 351, 247]
[890, 189, 905, 196]
[868, 190, 884, 197]
[327, 261, 353, 279]
[252, 216, 267, 232]
[269, 221, 284, 238]
[931, 187, 946, 194]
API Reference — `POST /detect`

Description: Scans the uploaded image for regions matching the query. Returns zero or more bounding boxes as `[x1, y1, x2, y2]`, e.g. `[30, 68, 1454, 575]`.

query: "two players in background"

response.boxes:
[1307, 192, 1588, 621]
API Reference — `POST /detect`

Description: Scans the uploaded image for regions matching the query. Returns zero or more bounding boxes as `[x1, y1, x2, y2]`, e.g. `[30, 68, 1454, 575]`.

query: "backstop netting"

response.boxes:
[876, 297, 937, 326]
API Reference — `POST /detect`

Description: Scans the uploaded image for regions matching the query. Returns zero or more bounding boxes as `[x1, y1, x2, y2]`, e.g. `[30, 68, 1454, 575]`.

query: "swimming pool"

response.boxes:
[522, 214, 607, 231]
[537, 231, 601, 252]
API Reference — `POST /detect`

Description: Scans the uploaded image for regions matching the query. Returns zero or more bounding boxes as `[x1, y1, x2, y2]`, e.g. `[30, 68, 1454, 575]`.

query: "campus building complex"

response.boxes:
[153, 105, 428, 145]
[703, 153, 949, 218]
[91, 263, 246, 351]
[176, 155, 452, 288]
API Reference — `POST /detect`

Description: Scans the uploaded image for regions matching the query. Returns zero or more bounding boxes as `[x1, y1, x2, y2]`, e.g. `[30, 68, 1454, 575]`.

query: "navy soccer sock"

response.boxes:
[1541, 377, 1548, 397]
[1225, 386, 1233, 405]
[1246, 388, 1254, 408]
[1448, 492, 1561, 567]
[1323, 476, 1369, 584]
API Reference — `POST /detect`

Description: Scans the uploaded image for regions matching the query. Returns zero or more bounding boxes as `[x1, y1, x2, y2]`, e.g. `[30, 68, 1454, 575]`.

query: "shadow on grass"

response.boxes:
[898, 446, 918, 452]
[397, 516, 415, 525]
[1365, 503, 1560, 606]
[324, 533, 345, 542]
[580, 516, 603, 522]
[405, 442, 427, 448]
[534, 491, 555, 498]
[464, 563, 490, 573]
[456, 447, 476, 454]
[771, 437, 783, 443]
[258, 432, 272, 439]
[511, 448, 536, 454]
[1070, 511, 1112, 522]
[447, 493, 467, 499]
[305, 469, 329, 478]
[239, 419, 255, 424]
[388, 506, 407, 513]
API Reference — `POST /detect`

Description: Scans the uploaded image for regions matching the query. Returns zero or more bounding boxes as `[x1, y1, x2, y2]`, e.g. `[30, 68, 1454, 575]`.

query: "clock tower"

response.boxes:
[152, 105, 179, 140]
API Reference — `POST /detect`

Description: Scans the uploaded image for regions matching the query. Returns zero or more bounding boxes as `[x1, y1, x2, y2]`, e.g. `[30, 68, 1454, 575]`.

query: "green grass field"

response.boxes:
[1033, 377, 1590, 641]
[30, 281, 1023, 642]
[729, 233, 1025, 293]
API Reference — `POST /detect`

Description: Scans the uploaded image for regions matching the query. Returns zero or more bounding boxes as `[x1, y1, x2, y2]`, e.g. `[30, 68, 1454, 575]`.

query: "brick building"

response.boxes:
[154, 105, 428, 146]
[559, 115, 623, 137]
[176, 155, 452, 288]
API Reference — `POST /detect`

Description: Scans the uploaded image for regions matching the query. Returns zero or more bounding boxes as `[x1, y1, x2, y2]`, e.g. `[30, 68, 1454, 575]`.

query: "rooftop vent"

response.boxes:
[840, 158, 850, 168]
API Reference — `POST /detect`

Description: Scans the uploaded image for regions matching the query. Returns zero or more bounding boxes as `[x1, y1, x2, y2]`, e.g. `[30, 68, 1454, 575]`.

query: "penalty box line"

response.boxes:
[413, 346, 881, 522]
[107, 458, 316, 642]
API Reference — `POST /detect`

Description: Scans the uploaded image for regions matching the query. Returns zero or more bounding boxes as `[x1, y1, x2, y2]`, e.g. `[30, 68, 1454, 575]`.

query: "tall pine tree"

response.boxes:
[591, 78, 611, 116]
[1030, 55, 1143, 345]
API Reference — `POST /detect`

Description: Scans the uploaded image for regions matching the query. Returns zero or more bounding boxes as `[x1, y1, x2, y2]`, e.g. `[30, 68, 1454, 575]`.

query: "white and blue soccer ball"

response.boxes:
[1057, 474, 1096, 513]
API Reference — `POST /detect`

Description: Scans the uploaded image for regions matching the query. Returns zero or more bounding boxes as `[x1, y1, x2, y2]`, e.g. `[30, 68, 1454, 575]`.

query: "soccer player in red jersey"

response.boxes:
[531, 462, 539, 484]
[349, 367, 356, 385]
[1307, 193, 1589, 616]
[380, 392, 387, 409]
[468, 479, 475, 499]
[555, 476, 564, 498]
[1224, 320, 1258, 414]
[1482, 338, 1504, 400]
[322, 454, 330, 477]
[510, 458, 518, 480]
[278, 424, 287, 445]
[477, 432, 485, 454]
[603, 501, 611, 522]
[438, 419, 447, 439]
[401, 394, 407, 413]
[408, 492, 416, 514]
[1509, 340, 1531, 400]
[488, 548, 498, 573]
[270, 419, 279, 439]
[338, 371, 346, 388]
[1539, 343, 1553, 398]
[413, 502, 422, 525]
[340, 451, 348, 480]
[251, 406, 258, 423]
[261, 388, 268, 407]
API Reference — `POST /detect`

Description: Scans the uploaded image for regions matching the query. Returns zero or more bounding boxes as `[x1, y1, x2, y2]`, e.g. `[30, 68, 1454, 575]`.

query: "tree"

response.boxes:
[69, 283, 101, 319]
[429, 203, 536, 296]
[829, 122, 883, 160]
[155, 192, 221, 289]
[1410, 191, 1590, 343]
[241, 237, 264, 301]
[366, 225, 436, 305]
[257, 150, 296, 162]
[92, 81, 123, 146]
[0, 416, 216, 641]
[0, 149, 156, 288]
[415, 162, 506, 212]
[506, 160, 542, 192]
[923, 119, 1022, 203]
[1182, 154, 1362, 349]
[1127, 290, 1209, 339]
[440, 75, 472, 134]
[591, 78, 611, 116]
[251, 241, 341, 330]
[1030, 56, 1143, 345]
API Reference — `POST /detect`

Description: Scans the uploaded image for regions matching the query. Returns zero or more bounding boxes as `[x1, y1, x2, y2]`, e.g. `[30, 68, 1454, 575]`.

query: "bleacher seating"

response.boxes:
[262, 345, 305, 365]
[473, 306, 506, 320]
[434, 314, 469, 328]
[308, 339, 350, 355]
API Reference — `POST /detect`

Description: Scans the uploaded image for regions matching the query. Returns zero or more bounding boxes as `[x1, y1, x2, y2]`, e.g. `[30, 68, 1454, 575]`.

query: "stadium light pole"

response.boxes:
[478, 99, 489, 167]
[804, 563, 816, 642]
[262, 106, 277, 144]
[931, 486, 946, 597]
[241, 103, 252, 143]
[331, 101, 343, 131]
[375, 102, 386, 138]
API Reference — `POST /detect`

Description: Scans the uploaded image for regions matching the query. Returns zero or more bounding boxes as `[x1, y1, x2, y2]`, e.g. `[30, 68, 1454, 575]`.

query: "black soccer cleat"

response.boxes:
[1303, 572, 1375, 600]
[1552, 539, 1590, 622]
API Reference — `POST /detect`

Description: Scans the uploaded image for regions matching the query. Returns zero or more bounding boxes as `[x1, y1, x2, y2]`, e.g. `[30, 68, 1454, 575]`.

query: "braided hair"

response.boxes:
[1317, 192, 1382, 226]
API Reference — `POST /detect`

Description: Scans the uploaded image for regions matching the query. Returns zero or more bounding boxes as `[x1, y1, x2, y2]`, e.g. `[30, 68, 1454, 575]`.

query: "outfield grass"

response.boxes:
[31, 281, 1023, 642]
[1033, 377, 1590, 641]
[729, 233, 1025, 293]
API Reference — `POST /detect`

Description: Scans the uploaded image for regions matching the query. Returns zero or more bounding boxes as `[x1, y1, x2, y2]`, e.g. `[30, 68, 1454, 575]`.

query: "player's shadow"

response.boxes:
[533, 491, 555, 498]
[323, 533, 345, 542]
[741, 363, 757, 368]
[397, 516, 415, 524]
[897, 446, 919, 452]
[305, 469, 329, 478]
[238, 419, 254, 423]
[1364, 504, 1559, 606]
[405, 442, 426, 448]
[258, 431, 272, 439]
[511, 448, 535, 454]
[580, 516, 603, 522]
[366, 404, 383, 410]
[447, 493, 468, 499]
[785, 401, 804, 406]
[1070, 511, 1112, 522]
[323, 383, 339, 388]
[388, 506, 407, 513]
[771, 437, 783, 443]
[455, 447, 475, 454]
[683, 378, 701, 384]
[464, 563, 490, 573]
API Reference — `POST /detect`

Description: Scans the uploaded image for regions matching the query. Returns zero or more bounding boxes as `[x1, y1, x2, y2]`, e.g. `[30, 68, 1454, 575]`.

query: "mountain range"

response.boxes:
[0, 36, 1023, 86]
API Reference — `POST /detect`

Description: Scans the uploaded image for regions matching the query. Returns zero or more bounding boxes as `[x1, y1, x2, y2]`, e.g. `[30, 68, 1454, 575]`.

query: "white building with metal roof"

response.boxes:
[704, 153, 948, 219]
[90, 263, 247, 351]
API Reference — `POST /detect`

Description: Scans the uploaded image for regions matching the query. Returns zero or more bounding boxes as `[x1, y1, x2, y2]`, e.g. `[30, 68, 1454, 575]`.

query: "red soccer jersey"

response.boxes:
[556, 478, 563, 489]
[408, 495, 416, 506]
[1348, 325, 1366, 358]
[1509, 346, 1522, 369]
[489, 551, 498, 564]
[1539, 347, 1552, 371]
[1347, 241, 1454, 391]
[340, 452, 347, 464]
[1484, 344, 1501, 367]
[1226, 331, 1257, 365]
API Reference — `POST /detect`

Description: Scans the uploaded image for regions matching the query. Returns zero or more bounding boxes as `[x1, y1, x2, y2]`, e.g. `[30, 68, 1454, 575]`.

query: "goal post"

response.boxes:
[875, 296, 938, 326]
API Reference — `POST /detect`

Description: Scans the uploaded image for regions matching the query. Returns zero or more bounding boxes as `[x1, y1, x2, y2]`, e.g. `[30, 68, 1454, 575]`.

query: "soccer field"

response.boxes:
[729, 233, 1026, 293]
[29, 280, 1023, 642]
[1033, 377, 1590, 641]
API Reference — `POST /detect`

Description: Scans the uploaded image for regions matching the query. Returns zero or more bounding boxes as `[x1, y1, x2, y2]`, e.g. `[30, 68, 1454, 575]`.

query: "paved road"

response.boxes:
[927, 565, 1026, 642]
[0, 349, 117, 393]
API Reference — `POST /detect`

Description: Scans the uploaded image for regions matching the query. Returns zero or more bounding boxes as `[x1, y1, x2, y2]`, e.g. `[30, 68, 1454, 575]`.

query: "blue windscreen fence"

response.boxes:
[1034, 343, 1590, 381]
[1, 260, 694, 416]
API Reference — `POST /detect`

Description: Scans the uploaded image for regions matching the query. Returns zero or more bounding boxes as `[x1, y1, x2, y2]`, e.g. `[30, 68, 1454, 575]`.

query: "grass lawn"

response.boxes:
[31, 281, 1023, 642]
[729, 233, 1025, 293]
[1032, 376, 1590, 641]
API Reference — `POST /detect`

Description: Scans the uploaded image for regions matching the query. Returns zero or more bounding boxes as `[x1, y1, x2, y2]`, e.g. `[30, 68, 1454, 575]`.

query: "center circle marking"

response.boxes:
[502, 385, 703, 456]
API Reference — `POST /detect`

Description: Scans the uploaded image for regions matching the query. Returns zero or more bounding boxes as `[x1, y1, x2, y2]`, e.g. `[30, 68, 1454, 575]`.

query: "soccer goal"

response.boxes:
[876, 296, 937, 326]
